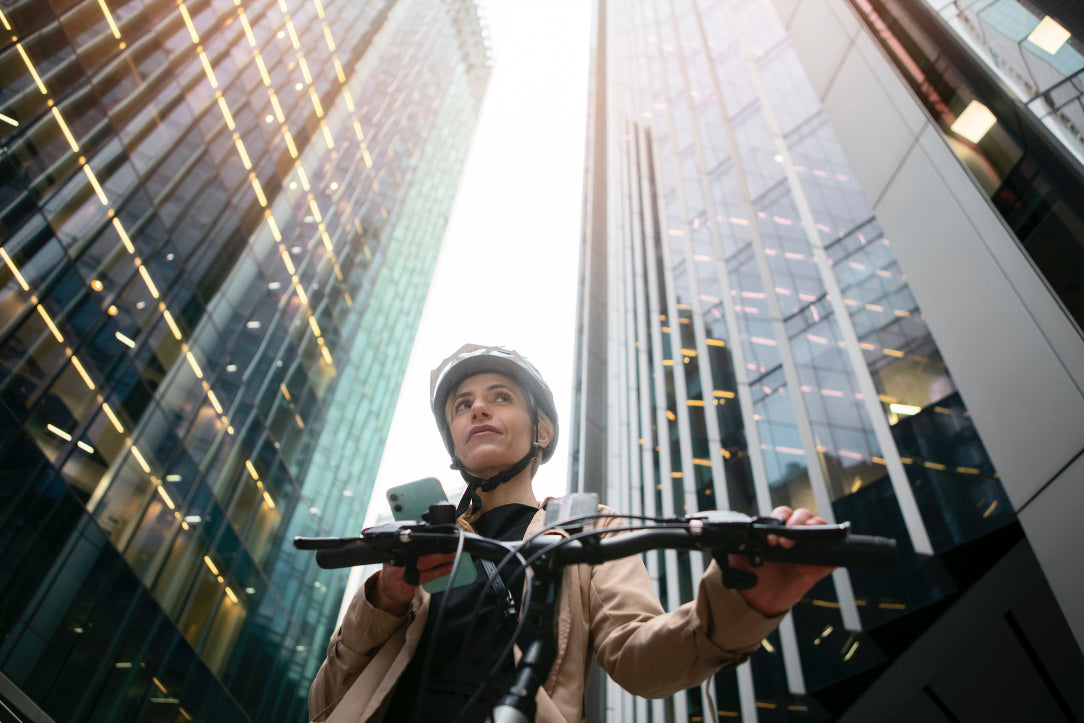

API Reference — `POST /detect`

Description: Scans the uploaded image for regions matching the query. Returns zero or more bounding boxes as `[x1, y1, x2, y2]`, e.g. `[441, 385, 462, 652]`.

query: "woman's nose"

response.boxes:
[470, 398, 491, 417]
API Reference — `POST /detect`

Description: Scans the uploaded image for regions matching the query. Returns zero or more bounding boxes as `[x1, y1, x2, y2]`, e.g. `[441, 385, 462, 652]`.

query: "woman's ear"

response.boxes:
[536, 415, 554, 451]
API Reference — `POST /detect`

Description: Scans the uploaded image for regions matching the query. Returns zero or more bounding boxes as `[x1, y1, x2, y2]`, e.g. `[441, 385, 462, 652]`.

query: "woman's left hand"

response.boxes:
[732, 506, 836, 618]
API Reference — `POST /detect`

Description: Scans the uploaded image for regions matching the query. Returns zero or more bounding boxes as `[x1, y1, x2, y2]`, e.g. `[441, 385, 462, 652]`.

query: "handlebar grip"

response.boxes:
[761, 534, 898, 569]
[315, 543, 386, 569]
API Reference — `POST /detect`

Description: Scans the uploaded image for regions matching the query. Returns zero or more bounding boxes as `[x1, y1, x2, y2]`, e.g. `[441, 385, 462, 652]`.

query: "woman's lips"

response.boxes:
[469, 425, 498, 439]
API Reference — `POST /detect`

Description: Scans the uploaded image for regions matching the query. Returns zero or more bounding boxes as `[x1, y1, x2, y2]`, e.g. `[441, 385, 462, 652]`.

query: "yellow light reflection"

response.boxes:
[82, 162, 108, 204]
[198, 49, 218, 88]
[137, 264, 159, 297]
[0, 112, 17, 127]
[320, 345, 333, 365]
[308, 197, 323, 223]
[1027, 16, 1071, 55]
[285, 19, 300, 48]
[156, 485, 176, 510]
[37, 305, 65, 342]
[254, 53, 271, 86]
[179, 4, 199, 42]
[333, 59, 345, 83]
[282, 128, 298, 158]
[96, 0, 121, 38]
[322, 26, 336, 51]
[216, 95, 235, 129]
[112, 217, 135, 253]
[161, 307, 183, 339]
[185, 350, 203, 378]
[1, 248, 30, 290]
[234, 136, 252, 169]
[268, 91, 285, 122]
[207, 389, 223, 414]
[130, 444, 151, 473]
[950, 100, 996, 143]
[280, 248, 296, 275]
[245, 459, 259, 480]
[47, 424, 72, 441]
[51, 107, 80, 152]
[262, 490, 276, 509]
[321, 123, 334, 149]
[70, 354, 96, 390]
[16, 43, 48, 94]
[225, 586, 239, 604]
[238, 11, 256, 47]
[102, 402, 125, 433]
[298, 56, 313, 85]
[293, 279, 308, 305]
[308, 316, 322, 337]
[266, 214, 283, 242]
[203, 555, 220, 576]
[250, 175, 268, 206]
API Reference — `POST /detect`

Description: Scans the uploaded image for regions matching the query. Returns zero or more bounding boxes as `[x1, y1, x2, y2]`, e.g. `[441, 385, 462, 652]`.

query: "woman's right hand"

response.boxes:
[370, 552, 458, 616]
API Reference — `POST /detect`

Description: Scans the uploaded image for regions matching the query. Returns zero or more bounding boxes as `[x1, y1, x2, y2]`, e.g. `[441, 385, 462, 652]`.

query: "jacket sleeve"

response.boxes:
[308, 571, 409, 721]
[587, 515, 784, 698]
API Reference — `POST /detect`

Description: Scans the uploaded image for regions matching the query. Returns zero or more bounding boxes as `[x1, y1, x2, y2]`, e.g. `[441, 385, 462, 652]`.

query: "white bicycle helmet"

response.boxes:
[430, 344, 559, 513]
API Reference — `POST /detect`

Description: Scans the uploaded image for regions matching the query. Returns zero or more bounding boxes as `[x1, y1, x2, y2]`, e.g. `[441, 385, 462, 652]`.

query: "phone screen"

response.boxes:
[386, 478, 477, 593]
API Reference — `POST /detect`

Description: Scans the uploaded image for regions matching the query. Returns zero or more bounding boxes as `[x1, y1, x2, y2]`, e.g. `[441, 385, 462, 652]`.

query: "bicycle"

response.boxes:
[295, 494, 898, 723]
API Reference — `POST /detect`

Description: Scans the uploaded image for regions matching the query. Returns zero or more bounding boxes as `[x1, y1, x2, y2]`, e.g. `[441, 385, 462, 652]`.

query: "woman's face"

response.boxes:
[447, 372, 545, 478]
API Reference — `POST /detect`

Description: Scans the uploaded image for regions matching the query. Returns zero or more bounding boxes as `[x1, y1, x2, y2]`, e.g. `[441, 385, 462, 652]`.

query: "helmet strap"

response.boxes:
[454, 443, 542, 516]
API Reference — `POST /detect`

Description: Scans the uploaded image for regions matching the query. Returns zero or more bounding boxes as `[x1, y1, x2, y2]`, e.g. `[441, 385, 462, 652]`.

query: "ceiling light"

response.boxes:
[1027, 16, 1070, 55]
[950, 100, 996, 143]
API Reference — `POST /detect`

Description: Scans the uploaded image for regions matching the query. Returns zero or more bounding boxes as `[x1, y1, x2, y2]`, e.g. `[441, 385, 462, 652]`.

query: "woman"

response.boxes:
[309, 344, 832, 722]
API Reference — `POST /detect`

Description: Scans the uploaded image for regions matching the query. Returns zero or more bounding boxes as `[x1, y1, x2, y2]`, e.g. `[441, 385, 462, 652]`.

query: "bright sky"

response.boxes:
[364, 0, 591, 526]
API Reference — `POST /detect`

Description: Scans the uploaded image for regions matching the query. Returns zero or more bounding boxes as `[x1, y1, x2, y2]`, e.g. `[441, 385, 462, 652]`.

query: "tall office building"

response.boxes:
[0, 0, 489, 719]
[573, 0, 1083, 720]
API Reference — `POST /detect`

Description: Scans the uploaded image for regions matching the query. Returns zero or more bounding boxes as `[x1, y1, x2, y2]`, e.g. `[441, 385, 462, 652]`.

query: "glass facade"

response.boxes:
[0, 0, 490, 720]
[575, 0, 1020, 720]
[848, 0, 1084, 331]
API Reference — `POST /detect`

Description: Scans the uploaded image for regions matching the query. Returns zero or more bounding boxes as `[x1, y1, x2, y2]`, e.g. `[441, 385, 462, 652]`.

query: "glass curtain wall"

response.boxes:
[0, 0, 489, 720]
[583, 0, 1013, 720]
[846, 0, 1084, 332]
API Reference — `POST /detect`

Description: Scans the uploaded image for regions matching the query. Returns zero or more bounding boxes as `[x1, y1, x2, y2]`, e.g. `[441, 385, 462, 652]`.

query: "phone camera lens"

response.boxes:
[393, 504, 402, 512]
[389, 494, 398, 501]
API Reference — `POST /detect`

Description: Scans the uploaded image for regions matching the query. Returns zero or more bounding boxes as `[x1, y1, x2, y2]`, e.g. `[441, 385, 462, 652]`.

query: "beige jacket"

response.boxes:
[309, 506, 783, 722]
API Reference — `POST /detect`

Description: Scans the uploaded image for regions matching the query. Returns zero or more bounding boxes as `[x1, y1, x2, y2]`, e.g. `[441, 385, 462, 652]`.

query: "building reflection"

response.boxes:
[0, 0, 490, 719]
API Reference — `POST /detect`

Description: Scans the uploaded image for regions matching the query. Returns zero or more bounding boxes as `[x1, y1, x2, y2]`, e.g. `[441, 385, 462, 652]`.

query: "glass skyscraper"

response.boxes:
[0, 0, 489, 719]
[573, 0, 1083, 720]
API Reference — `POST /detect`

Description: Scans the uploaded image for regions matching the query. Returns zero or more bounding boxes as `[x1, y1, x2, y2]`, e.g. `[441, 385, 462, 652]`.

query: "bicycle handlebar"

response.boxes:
[295, 509, 898, 573]
[295, 501, 898, 723]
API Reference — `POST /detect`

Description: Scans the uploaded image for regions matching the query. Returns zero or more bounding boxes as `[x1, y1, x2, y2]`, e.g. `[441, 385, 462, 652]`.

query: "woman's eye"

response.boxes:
[454, 399, 472, 413]
[494, 392, 511, 403]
